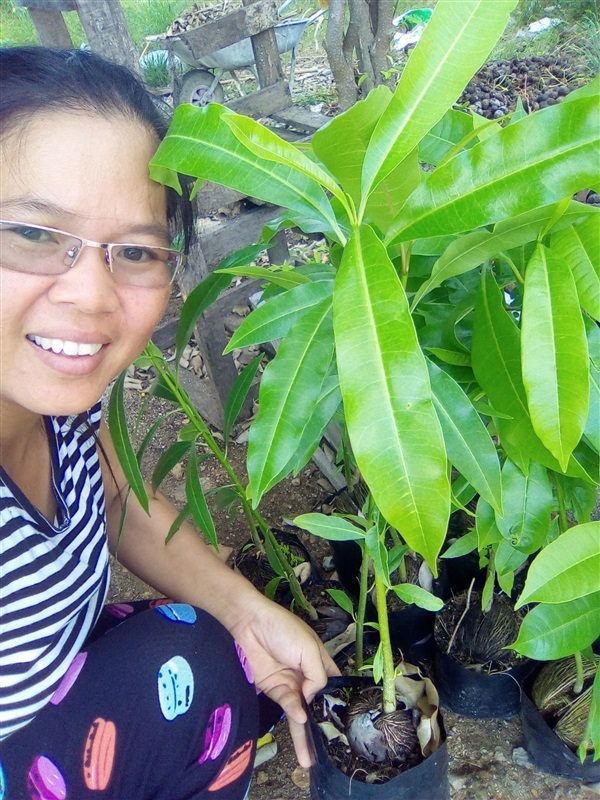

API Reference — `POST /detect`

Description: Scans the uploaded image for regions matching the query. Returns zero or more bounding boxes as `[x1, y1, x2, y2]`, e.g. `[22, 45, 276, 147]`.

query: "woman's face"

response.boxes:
[0, 110, 171, 420]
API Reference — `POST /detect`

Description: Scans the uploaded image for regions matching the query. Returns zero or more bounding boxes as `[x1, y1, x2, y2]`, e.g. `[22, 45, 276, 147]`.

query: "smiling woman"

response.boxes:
[0, 47, 337, 800]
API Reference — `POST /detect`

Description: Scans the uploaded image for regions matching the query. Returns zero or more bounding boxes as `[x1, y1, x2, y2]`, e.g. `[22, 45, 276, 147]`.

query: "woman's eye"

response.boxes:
[117, 246, 155, 263]
[17, 226, 54, 243]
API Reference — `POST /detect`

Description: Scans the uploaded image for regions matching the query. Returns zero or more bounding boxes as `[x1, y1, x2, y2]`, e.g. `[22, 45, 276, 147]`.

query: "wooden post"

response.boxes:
[75, 0, 141, 75]
[14, 0, 75, 48]
[242, 0, 284, 88]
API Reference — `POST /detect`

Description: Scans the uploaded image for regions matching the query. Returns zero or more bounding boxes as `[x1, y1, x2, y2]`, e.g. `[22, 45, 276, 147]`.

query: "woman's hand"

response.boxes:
[229, 597, 340, 768]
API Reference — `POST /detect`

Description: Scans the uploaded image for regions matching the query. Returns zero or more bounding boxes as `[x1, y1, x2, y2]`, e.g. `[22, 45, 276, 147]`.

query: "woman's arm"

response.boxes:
[99, 421, 338, 766]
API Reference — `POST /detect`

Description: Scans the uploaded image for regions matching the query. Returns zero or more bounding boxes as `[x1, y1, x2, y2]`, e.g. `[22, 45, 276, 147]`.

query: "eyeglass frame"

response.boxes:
[0, 219, 186, 286]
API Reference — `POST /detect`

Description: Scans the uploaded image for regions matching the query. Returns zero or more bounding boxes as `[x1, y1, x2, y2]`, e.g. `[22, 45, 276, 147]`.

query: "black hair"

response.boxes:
[0, 46, 192, 251]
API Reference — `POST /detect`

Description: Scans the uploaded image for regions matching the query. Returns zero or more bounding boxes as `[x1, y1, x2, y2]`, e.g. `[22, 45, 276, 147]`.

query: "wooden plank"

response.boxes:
[76, 0, 141, 76]
[228, 79, 290, 117]
[243, 0, 284, 89]
[176, 0, 277, 61]
[15, 0, 77, 9]
[197, 204, 282, 269]
[194, 183, 246, 217]
[272, 105, 331, 134]
[26, 8, 73, 47]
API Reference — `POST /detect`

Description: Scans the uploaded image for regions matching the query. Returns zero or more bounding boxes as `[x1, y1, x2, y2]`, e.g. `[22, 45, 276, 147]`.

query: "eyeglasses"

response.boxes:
[0, 220, 186, 288]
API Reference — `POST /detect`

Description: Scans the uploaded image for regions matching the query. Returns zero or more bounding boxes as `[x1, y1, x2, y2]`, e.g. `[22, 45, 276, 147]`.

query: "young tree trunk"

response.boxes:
[323, 0, 396, 110]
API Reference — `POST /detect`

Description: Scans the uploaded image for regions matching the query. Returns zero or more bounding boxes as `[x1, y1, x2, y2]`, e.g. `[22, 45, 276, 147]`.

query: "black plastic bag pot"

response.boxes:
[308, 676, 449, 800]
[521, 693, 600, 782]
[433, 646, 535, 718]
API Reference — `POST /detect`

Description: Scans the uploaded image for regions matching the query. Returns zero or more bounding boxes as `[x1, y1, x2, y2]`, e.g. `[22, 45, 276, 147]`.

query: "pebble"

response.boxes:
[494, 748, 507, 762]
[512, 747, 531, 767]
[255, 771, 269, 785]
[449, 775, 466, 791]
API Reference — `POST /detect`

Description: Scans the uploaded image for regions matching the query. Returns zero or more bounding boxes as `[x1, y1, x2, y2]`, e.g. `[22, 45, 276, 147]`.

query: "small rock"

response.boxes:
[449, 775, 466, 791]
[291, 765, 310, 790]
[255, 770, 269, 785]
[494, 748, 506, 762]
[512, 746, 531, 767]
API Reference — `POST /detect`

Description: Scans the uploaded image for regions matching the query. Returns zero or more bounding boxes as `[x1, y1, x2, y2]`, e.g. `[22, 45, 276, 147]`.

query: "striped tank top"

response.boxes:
[0, 403, 109, 741]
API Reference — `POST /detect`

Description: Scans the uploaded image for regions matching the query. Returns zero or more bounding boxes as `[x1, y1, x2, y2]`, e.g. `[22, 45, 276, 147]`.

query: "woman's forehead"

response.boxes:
[1, 110, 167, 234]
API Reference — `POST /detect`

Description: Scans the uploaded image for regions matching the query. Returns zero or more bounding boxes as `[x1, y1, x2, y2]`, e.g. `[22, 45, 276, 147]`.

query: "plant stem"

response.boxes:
[400, 242, 413, 288]
[148, 349, 318, 619]
[355, 546, 370, 672]
[374, 572, 396, 713]
[574, 651, 585, 694]
[553, 472, 569, 533]
[499, 252, 525, 284]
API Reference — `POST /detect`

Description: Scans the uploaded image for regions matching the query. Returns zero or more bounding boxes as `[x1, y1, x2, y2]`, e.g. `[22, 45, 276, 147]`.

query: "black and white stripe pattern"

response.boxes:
[0, 403, 109, 741]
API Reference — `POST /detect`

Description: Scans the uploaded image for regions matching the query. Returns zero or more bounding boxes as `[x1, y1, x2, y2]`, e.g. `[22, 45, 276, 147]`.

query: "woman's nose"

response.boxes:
[47, 244, 119, 313]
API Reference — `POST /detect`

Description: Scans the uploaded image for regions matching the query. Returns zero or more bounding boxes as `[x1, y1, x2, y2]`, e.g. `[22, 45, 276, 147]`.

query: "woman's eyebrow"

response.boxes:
[1, 197, 170, 242]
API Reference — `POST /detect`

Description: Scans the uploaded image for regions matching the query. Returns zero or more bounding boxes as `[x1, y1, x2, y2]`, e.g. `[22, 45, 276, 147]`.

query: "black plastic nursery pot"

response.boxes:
[308, 677, 450, 800]
[433, 646, 536, 719]
[521, 692, 600, 782]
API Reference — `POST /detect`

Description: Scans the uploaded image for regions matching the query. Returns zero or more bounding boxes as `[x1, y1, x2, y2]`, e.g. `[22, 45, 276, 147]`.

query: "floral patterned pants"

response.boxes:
[0, 600, 268, 800]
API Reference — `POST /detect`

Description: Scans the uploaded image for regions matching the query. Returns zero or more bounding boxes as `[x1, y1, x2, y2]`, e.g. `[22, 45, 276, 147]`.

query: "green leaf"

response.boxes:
[586, 358, 600, 454]
[293, 513, 366, 542]
[511, 594, 600, 660]
[224, 112, 347, 207]
[442, 528, 478, 558]
[327, 588, 355, 617]
[108, 371, 149, 514]
[516, 522, 600, 606]
[216, 265, 310, 290]
[481, 562, 495, 611]
[311, 85, 392, 207]
[186, 448, 218, 549]
[224, 280, 332, 352]
[495, 539, 528, 592]
[424, 347, 471, 366]
[412, 202, 597, 308]
[580, 665, 600, 762]
[552, 214, 600, 321]
[176, 269, 233, 364]
[555, 474, 598, 524]
[391, 583, 444, 611]
[388, 544, 410, 574]
[334, 225, 450, 571]
[418, 107, 478, 166]
[223, 355, 262, 445]
[136, 416, 166, 467]
[521, 243, 589, 470]
[427, 359, 503, 514]
[388, 94, 600, 243]
[373, 642, 384, 684]
[476, 497, 503, 549]
[365, 525, 389, 587]
[471, 270, 586, 477]
[150, 103, 340, 238]
[247, 298, 334, 503]
[495, 460, 552, 554]
[151, 440, 192, 493]
[165, 504, 189, 543]
[361, 0, 517, 204]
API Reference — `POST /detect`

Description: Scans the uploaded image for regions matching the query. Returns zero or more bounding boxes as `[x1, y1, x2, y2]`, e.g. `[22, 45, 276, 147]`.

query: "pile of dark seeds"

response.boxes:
[458, 53, 588, 118]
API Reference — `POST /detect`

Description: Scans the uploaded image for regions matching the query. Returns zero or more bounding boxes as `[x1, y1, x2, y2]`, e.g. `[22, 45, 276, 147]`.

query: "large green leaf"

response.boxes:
[418, 107, 478, 166]
[495, 459, 552, 555]
[223, 355, 262, 446]
[551, 214, 600, 321]
[364, 148, 421, 231]
[151, 440, 192, 493]
[294, 513, 366, 541]
[476, 497, 503, 549]
[311, 85, 392, 206]
[511, 593, 600, 660]
[411, 202, 598, 308]
[216, 265, 309, 290]
[224, 280, 332, 352]
[150, 103, 339, 237]
[360, 0, 517, 206]
[427, 359, 502, 513]
[521, 243, 589, 470]
[516, 522, 600, 606]
[471, 270, 587, 477]
[586, 358, 600, 454]
[247, 298, 334, 503]
[223, 112, 347, 206]
[108, 371, 149, 514]
[391, 583, 444, 611]
[334, 224, 450, 570]
[388, 94, 600, 243]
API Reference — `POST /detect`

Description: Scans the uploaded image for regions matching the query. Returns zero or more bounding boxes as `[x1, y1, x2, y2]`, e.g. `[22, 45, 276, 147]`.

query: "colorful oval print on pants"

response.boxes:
[50, 652, 87, 705]
[208, 740, 253, 792]
[27, 755, 67, 800]
[235, 642, 254, 684]
[105, 603, 134, 619]
[155, 604, 197, 624]
[158, 656, 194, 721]
[198, 705, 232, 764]
[83, 717, 117, 791]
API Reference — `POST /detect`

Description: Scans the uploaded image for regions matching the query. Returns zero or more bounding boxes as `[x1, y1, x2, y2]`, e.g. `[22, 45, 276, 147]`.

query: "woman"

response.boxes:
[0, 47, 337, 800]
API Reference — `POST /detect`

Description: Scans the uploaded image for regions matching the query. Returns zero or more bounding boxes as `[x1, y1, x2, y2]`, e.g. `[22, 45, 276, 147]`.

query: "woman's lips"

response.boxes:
[27, 334, 103, 357]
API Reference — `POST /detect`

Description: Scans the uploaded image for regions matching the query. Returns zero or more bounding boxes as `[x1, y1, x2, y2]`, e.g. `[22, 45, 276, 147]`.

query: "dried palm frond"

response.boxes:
[554, 685, 593, 751]
[532, 657, 597, 717]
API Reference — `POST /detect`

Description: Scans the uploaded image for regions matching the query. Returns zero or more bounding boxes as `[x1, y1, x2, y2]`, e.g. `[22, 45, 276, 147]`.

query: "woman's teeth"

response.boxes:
[28, 335, 102, 357]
